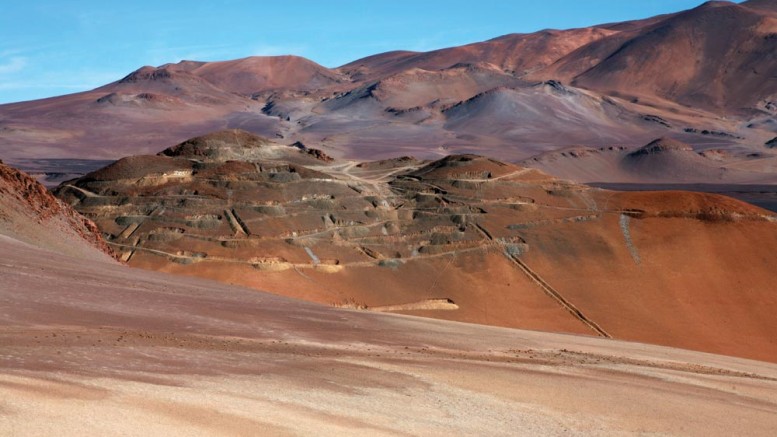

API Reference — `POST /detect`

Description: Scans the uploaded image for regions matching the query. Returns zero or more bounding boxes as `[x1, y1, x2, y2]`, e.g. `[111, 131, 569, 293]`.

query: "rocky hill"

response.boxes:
[55, 130, 777, 362]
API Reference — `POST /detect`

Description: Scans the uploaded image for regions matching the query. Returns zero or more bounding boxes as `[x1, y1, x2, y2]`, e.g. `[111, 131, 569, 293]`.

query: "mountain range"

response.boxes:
[1, 0, 776, 188]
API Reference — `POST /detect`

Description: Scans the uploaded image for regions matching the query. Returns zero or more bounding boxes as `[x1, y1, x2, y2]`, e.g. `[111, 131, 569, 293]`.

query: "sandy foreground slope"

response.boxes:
[1, 235, 777, 436]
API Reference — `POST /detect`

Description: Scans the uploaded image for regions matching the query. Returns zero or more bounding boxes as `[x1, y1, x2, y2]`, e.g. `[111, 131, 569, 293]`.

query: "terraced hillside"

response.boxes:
[56, 130, 777, 362]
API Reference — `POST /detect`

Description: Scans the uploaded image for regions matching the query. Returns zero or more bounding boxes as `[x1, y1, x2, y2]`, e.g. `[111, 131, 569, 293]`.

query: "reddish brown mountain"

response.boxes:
[1, 1, 776, 187]
[339, 27, 617, 81]
[155, 55, 345, 95]
[546, 1, 777, 113]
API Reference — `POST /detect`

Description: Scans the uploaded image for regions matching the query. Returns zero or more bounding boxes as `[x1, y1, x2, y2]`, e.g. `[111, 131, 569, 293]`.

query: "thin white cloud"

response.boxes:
[145, 43, 239, 65]
[0, 48, 26, 57]
[251, 43, 308, 58]
[0, 70, 124, 91]
[0, 57, 27, 75]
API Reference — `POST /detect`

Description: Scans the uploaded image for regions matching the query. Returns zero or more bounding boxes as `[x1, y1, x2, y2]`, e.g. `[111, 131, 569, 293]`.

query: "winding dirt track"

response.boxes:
[2, 234, 777, 436]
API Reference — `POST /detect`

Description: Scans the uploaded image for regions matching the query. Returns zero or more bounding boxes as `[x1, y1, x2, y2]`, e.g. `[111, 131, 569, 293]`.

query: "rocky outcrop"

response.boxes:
[0, 160, 115, 259]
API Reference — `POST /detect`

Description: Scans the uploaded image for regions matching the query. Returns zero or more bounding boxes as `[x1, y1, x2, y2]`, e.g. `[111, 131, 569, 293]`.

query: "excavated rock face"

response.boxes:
[0, 161, 115, 260]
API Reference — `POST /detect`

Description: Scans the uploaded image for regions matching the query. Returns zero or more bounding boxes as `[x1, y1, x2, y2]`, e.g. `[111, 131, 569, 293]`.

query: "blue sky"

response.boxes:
[0, 0, 712, 104]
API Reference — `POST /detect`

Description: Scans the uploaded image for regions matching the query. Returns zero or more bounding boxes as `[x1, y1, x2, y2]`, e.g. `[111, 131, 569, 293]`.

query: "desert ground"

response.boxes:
[2, 234, 777, 436]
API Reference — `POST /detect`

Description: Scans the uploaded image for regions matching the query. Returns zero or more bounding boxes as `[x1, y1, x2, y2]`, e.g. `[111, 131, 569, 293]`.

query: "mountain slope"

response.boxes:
[742, 0, 777, 14]
[547, 1, 777, 113]
[524, 137, 777, 184]
[162, 55, 345, 95]
[338, 27, 617, 81]
[3, 231, 777, 435]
